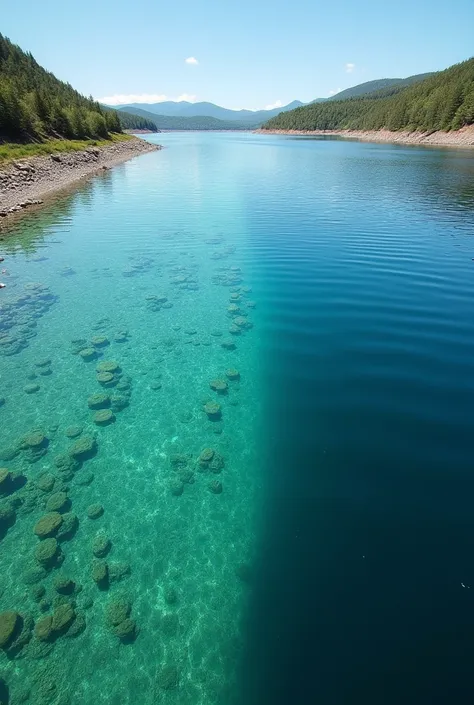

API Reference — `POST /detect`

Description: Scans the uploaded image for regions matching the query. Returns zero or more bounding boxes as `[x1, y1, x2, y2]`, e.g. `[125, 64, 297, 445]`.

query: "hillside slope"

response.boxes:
[329, 73, 434, 101]
[263, 58, 474, 133]
[0, 33, 122, 142]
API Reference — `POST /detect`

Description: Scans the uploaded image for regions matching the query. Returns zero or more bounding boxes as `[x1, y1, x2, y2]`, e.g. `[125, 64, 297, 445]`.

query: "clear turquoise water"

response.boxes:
[1, 133, 474, 705]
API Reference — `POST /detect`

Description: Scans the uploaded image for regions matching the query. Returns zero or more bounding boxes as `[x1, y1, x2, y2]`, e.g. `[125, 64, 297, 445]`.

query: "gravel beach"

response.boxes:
[0, 137, 160, 223]
[257, 125, 474, 148]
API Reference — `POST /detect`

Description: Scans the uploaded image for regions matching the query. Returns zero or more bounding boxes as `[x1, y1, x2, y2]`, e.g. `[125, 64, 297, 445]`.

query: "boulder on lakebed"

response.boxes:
[34, 512, 63, 539]
[69, 436, 97, 461]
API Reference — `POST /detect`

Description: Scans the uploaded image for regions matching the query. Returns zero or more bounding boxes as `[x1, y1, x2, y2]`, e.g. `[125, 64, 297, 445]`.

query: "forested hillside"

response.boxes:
[264, 58, 474, 133]
[329, 73, 433, 101]
[103, 107, 158, 132]
[0, 34, 122, 142]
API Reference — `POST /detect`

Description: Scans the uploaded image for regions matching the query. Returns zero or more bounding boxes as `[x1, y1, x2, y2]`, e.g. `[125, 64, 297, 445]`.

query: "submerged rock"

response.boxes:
[226, 368, 240, 381]
[88, 392, 111, 410]
[34, 512, 63, 539]
[45, 491, 69, 513]
[34, 537, 60, 567]
[208, 479, 223, 494]
[203, 401, 221, 420]
[87, 503, 104, 520]
[210, 379, 228, 394]
[65, 425, 83, 439]
[93, 409, 115, 426]
[156, 665, 179, 691]
[0, 610, 20, 649]
[69, 436, 97, 461]
[92, 532, 111, 558]
[23, 383, 40, 394]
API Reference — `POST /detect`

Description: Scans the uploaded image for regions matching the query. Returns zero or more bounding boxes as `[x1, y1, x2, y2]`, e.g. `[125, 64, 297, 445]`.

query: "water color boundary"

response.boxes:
[0, 137, 160, 225]
[257, 125, 474, 148]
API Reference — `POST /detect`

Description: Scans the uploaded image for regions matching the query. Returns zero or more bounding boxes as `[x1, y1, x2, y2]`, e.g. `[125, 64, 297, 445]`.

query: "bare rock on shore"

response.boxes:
[0, 137, 161, 220]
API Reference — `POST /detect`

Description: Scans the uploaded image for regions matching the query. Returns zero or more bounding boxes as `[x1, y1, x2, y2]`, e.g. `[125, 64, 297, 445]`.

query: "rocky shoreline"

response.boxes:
[0, 137, 160, 224]
[257, 125, 474, 148]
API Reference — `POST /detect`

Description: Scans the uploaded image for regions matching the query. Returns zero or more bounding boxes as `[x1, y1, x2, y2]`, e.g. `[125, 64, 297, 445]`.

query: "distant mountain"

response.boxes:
[329, 73, 434, 101]
[117, 107, 251, 131]
[115, 100, 307, 125]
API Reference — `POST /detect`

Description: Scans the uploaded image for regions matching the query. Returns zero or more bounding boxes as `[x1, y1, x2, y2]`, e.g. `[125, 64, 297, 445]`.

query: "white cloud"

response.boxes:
[329, 88, 342, 96]
[185, 57, 198, 65]
[265, 100, 283, 110]
[345, 63, 355, 73]
[97, 93, 197, 106]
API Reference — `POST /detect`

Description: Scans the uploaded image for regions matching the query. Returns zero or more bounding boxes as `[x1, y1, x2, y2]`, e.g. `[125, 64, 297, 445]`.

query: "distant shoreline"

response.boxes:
[0, 137, 160, 231]
[256, 126, 474, 149]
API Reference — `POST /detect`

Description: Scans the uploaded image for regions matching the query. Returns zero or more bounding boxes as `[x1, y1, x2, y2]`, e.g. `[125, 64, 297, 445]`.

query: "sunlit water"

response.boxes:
[1, 133, 474, 705]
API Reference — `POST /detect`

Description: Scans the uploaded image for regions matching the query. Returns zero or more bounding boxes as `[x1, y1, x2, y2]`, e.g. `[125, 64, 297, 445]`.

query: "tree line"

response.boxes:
[0, 33, 123, 142]
[264, 58, 474, 133]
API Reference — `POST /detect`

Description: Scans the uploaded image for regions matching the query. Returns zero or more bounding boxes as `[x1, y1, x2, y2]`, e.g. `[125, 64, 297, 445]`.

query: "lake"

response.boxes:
[1, 132, 474, 705]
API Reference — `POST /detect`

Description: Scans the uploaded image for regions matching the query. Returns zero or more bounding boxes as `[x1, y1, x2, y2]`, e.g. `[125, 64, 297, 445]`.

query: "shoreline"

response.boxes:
[0, 137, 160, 229]
[256, 125, 474, 149]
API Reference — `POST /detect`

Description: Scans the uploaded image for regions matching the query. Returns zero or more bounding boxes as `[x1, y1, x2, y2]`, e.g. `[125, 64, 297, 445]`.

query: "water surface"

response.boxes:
[1, 133, 474, 705]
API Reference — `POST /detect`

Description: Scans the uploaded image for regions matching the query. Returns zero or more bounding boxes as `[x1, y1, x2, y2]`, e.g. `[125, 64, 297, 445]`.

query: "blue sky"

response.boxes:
[3, 0, 474, 110]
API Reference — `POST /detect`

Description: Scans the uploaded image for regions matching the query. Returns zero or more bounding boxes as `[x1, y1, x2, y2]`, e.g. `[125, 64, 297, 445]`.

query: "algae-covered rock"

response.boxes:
[53, 573, 75, 595]
[113, 618, 137, 642]
[74, 471, 94, 487]
[92, 533, 111, 558]
[221, 339, 236, 350]
[31, 584, 46, 602]
[45, 491, 69, 513]
[63, 611, 86, 638]
[226, 368, 240, 381]
[51, 603, 75, 634]
[56, 512, 79, 542]
[210, 379, 228, 394]
[105, 598, 131, 627]
[199, 448, 214, 463]
[69, 436, 97, 461]
[34, 615, 53, 642]
[36, 473, 55, 493]
[79, 347, 97, 361]
[91, 336, 109, 348]
[0, 445, 19, 462]
[24, 383, 40, 394]
[34, 512, 63, 539]
[35, 358, 51, 368]
[96, 360, 120, 374]
[108, 561, 131, 583]
[54, 453, 80, 474]
[0, 502, 15, 528]
[0, 611, 19, 648]
[110, 394, 129, 412]
[22, 432, 47, 449]
[88, 392, 110, 410]
[93, 409, 115, 426]
[22, 566, 47, 585]
[65, 425, 83, 439]
[87, 503, 104, 520]
[156, 665, 179, 691]
[203, 401, 221, 420]
[96, 371, 114, 385]
[34, 537, 60, 566]
[91, 560, 108, 589]
[208, 479, 223, 494]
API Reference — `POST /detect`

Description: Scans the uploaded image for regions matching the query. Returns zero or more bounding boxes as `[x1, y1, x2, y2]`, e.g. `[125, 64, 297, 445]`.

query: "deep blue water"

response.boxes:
[1, 132, 474, 705]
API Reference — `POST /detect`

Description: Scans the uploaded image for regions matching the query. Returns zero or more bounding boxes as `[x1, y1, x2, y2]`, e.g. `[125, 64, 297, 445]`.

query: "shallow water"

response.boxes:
[1, 133, 474, 705]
